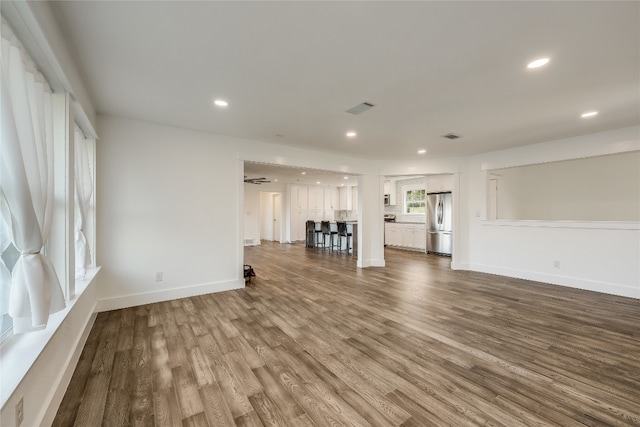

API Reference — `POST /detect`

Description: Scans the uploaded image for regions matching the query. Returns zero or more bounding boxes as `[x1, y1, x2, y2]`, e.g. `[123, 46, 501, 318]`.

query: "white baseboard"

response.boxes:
[358, 258, 386, 268]
[40, 309, 97, 427]
[469, 263, 639, 299]
[450, 262, 470, 270]
[95, 279, 245, 312]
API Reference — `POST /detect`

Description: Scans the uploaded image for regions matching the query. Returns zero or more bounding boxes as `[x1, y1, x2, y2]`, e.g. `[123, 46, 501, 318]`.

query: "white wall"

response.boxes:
[495, 151, 640, 221]
[465, 127, 640, 298]
[95, 116, 245, 311]
[96, 115, 386, 310]
[243, 184, 261, 246]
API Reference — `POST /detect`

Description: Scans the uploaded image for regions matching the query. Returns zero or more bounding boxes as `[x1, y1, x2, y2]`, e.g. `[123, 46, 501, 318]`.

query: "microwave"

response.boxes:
[384, 194, 390, 206]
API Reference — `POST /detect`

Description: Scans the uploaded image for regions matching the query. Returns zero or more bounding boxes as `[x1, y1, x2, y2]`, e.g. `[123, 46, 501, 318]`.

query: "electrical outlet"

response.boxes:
[155, 272, 163, 281]
[16, 397, 24, 426]
[553, 260, 560, 268]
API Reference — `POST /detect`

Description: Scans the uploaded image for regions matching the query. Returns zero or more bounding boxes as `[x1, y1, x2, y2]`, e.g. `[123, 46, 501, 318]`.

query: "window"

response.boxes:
[74, 127, 95, 279]
[0, 241, 19, 340]
[404, 186, 426, 214]
[0, 18, 66, 337]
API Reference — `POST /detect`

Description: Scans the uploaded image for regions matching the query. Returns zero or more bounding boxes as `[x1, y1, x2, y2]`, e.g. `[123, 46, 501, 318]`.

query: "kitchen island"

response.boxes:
[307, 221, 357, 256]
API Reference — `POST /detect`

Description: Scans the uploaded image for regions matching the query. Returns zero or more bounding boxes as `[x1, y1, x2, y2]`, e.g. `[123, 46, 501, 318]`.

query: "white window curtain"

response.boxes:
[74, 127, 92, 278]
[0, 21, 65, 333]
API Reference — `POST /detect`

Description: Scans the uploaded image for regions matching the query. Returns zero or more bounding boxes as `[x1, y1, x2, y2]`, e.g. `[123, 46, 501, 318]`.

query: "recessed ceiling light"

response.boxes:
[274, 179, 278, 182]
[213, 99, 228, 107]
[344, 176, 349, 179]
[301, 172, 306, 175]
[346, 131, 357, 137]
[417, 149, 426, 154]
[581, 111, 598, 118]
[527, 57, 550, 69]
[316, 181, 321, 184]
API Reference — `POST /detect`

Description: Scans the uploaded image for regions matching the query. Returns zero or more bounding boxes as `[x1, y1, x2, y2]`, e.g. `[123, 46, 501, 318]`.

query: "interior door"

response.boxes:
[273, 193, 281, 242]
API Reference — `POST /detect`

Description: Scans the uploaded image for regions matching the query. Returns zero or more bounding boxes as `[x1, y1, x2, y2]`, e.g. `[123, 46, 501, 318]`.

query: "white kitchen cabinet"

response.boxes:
[290, 185, 309, 210]
[324, 188, 334, 210]
[385, 223, 404, 247]
[384, 180, 390, 195]
[389, 179, 397, 205]
[308, 186, 324, 210]
[427, 175, 454, 193]
[415, 226, 426, 250]
[338, 186, 352, 210]
[403, 224, 426, 250]
[385, 223, 425, 251]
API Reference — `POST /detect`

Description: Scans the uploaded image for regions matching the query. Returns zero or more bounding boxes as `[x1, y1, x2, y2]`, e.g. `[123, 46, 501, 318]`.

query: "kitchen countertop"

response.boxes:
[389, 221, 425, 224]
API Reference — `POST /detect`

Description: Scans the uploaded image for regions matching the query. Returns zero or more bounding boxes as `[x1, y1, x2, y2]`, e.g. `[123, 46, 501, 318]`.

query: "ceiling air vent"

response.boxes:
[442, 133, 462, 140]
[346, 102, 375, 115]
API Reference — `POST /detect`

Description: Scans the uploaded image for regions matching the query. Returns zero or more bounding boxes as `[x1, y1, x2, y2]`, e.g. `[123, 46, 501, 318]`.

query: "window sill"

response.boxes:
[0, 266, 100, 407]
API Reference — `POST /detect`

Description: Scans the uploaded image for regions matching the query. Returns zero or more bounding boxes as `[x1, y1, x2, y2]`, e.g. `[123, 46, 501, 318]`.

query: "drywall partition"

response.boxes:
[492, 151, 640, 221]
[243, 184, 261, 246]
[96, 115, 387, 310]
[467, 126, 640, 298]
[96, 116, 245, 311]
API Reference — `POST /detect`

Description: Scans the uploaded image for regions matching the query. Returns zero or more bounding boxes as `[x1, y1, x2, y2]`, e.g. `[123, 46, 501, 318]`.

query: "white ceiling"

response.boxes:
[244, 162, 359, 188]
[51, 1, 639, 184]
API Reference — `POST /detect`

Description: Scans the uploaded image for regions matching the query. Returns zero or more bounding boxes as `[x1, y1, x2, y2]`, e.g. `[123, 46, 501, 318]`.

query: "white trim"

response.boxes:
[39, 311, 96, 427]
[0, 267, 100, 407]
[481, 219, 640, 231]
[470, 263, 639, 299]
[450, 262, 470, 270]
[358, 258, 386, 268]
[95, 279, 245, 312]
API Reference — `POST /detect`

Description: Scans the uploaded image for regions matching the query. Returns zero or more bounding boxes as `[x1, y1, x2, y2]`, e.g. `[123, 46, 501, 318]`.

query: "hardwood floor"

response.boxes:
[54, 242, 640, 426]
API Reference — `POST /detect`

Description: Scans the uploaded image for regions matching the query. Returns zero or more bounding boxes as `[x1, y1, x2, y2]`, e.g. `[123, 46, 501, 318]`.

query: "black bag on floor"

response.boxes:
[244, 264, 256, 283]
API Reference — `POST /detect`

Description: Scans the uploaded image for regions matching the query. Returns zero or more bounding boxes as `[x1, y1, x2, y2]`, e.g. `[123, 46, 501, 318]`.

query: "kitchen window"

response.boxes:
[403, 186, 426, 215]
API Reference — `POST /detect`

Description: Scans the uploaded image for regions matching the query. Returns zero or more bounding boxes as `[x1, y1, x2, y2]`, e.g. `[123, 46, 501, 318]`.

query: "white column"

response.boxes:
[357, 173, 385, 268]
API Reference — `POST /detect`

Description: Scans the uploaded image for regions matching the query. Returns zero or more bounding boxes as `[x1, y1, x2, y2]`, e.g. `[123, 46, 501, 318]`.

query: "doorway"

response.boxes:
[272, 193, 281, 242]
[259, 192, 283, 242]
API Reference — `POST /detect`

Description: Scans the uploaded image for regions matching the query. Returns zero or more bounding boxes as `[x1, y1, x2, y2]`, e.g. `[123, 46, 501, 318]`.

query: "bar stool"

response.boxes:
[305, 220, 316, 248]
[320, 221, 337, 250]
[314, 222, 323, 247]
[337, 221, 353, 255]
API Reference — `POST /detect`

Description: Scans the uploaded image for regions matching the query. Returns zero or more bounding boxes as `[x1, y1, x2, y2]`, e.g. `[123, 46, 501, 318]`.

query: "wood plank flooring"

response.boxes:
[54, 242, 640, 426]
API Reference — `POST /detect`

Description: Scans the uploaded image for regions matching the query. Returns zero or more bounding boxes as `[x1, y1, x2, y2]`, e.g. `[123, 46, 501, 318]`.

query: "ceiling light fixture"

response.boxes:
[417, 149, 426, 154]
[344, 176, 349, 179]
[581, 111, 598, 118]
[301, 172, 306, 175]
[346, 131, 357, 137]
[316, 181, 321, 184]
[213, 99, 228, 107]
[527, 57, 550, 69]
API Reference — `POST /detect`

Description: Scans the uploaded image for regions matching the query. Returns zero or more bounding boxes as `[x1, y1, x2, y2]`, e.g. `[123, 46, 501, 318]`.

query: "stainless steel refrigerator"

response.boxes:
[427, 192, 452, 255]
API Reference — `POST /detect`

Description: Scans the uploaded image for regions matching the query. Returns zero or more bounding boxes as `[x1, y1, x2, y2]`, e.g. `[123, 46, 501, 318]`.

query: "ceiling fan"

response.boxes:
[244, 176, 271, 185]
